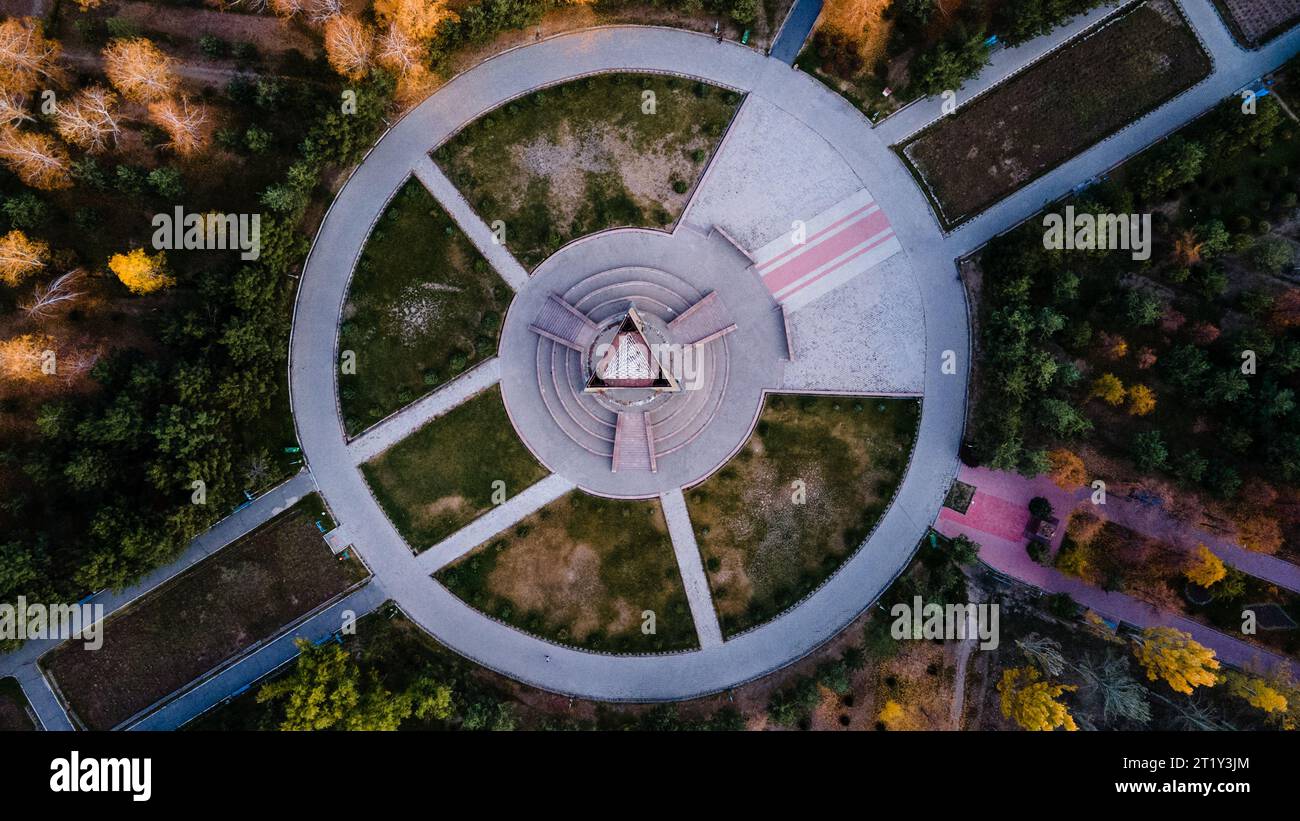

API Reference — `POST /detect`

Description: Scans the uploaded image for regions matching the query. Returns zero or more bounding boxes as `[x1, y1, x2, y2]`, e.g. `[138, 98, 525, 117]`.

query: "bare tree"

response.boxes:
[148, 96, 210, 155]
[1016, 633, 1067, 677]
[324, 16, 374, 81]
[307, 0, 343, 23]
[21, 269, 84, 319]
[0, 18, 62, 94]
[0, 91, 32, 127]
[55, 86, 120, 153]
[0, 126, 72, 190]
[1074, 652, 1152, 726]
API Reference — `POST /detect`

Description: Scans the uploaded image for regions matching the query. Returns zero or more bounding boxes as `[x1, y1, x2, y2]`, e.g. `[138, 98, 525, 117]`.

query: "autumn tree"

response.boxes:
[148, 95, 210, 155]
[376, 0, 457, 40]
[0, 18, 62, 94]
[1047, 448, 1086, 490]
[0, 333, 52, 381]
[109, 248, 173, 295]
[0, 229, 48, 286]
[21, 268, 84, 318]
[1097, 331, 1127, 360]
[103, 38, 177, 103]
[1132, 627, 1219, 695]
[0, 90, 32, 127]
[1089, 372, 1126, 406]
[1223, 671, 1288, 715]
[1183, 544, 1226, 588]
[268, 0, 305, 16]
[1126, 383, 1156, 416]
[0, 126, 72, 189]
[324, 16, 375, 81]
[307, 0, 344, 23]
[54, 86, 121, 153]
[1233, 513, 1283, 555]
[1171, 228, 1204, 266]
[997, 666, 1078, 731]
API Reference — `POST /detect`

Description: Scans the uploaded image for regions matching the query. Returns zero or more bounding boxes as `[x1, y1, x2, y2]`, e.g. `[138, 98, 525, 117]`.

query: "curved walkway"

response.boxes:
[288, 26, 969, 701]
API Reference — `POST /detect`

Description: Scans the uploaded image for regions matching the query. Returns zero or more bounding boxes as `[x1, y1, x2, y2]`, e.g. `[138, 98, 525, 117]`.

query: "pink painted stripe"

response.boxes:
[775, 228, 896, 301]
[764, 207, 893, 295]
[755, 201, 876, 273]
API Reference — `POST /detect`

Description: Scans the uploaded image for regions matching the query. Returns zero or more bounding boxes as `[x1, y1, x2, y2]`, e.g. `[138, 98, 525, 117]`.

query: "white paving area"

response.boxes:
[684, 96, 863, 250]
[780, 253, 925, 395]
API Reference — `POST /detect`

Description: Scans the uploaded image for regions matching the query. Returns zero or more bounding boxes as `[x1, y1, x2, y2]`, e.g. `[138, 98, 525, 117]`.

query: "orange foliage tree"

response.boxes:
[1126, 384, 1156, 416]
[0, 126, 72, 189]
[103, 38, 177, 102]
[1047, 448, 1087, 489]
[0, 18, 62, 93]
[55, 85, 121, 153]
[324, 16, 375, 81]
[0, 229, 49, 286]
[147, 95, 210, 155]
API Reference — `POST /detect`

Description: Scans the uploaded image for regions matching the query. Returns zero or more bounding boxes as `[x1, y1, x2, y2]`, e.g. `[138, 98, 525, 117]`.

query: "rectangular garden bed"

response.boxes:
[42, 493, 368, 730]
[898, 0, 1211, 228]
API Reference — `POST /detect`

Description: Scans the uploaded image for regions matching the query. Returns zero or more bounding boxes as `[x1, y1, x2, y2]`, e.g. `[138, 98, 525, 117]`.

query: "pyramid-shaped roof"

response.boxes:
[585, 307, 679, 392]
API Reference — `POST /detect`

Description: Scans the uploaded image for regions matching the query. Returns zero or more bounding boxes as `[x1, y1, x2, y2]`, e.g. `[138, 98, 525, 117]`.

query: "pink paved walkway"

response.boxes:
[936, 464, 1299, 679]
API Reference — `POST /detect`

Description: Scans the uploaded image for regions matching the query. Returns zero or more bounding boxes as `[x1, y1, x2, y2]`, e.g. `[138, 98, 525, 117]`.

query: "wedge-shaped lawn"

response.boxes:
[361, 386, 548, 551]
[340, 179, 512, 436]
[434, 73, 742, 269]
[437, 491, 698, 653]
[689, 394, 920, 637]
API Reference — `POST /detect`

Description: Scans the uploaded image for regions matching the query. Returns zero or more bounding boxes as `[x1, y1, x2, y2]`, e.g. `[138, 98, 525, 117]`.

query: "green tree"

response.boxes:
[257, 639, 412, 731]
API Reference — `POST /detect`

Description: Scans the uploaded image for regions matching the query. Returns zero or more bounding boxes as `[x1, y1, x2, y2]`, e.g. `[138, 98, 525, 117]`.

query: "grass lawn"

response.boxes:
[0, 677, 35, 731]
[688, 394, 920, 637]
[899, 0, 1211, 227]
[437, 491, 698, 653]
[42, 493, 367, 731]
[340, 179, 512, 436]
[360, 386, 548, 551]
[434, 73, 741, 269]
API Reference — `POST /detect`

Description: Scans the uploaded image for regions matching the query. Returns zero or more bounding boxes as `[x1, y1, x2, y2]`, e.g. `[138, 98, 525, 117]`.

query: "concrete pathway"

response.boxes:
[347, 357, 501, 463]
[660, 488, 724, 649]
[128, 584, 388, 731]
[283, 8, 1300, 700]
[415, 473, 577, 571]
[289, 26, 969, 700]
[936, 466, 1299, 680]
[15, 666, 73, 731]
[411, 155, 530, 291]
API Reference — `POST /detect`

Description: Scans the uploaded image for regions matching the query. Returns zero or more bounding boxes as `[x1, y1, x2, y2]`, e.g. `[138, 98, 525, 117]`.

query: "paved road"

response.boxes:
[937, 467, 1299, 680]
[286, 6, 1300, 701]
[768, 0, 822, 64]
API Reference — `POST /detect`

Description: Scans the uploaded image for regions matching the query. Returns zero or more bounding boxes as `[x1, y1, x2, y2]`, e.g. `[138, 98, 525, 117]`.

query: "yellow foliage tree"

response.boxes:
[1184, 544, 1226, 588]
[324, 16, 375, 81]
[102, 38, 177, 103]
[1126, 383, 1156, 416]
[997, 666, 1078, 731]
[1132, 627, 1219, 695]
[0, 333, 52, 381]
[0, 229, 49, 286]
[1089, 372, 1126, 406]
[877, 699, 907, 730]
[1224, 672, 1288, 714]
[375, 0, 458, 41]
[109, 248, 173, 295]
[1047, 448, 1087, 490]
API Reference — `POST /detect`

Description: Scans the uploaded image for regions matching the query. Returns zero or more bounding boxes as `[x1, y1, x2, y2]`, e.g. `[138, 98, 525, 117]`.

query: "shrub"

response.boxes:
[1028, 496, 1053, 519]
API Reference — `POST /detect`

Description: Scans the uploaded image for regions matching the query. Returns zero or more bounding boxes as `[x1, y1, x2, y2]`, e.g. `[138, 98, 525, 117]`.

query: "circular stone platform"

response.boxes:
[499, 227, 788, 498]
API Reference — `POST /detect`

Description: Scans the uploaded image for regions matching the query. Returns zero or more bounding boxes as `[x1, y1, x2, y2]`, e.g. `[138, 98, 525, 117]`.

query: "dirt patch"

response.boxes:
[0, 678, 35, 731]
[438, 491, 697, 652]
[690, 394, 920, 635]
[900, 0, 1212, 227]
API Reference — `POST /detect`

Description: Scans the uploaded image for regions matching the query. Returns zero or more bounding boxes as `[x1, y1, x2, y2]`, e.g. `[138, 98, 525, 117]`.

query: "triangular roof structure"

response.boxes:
[585, 307, 680, 393]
